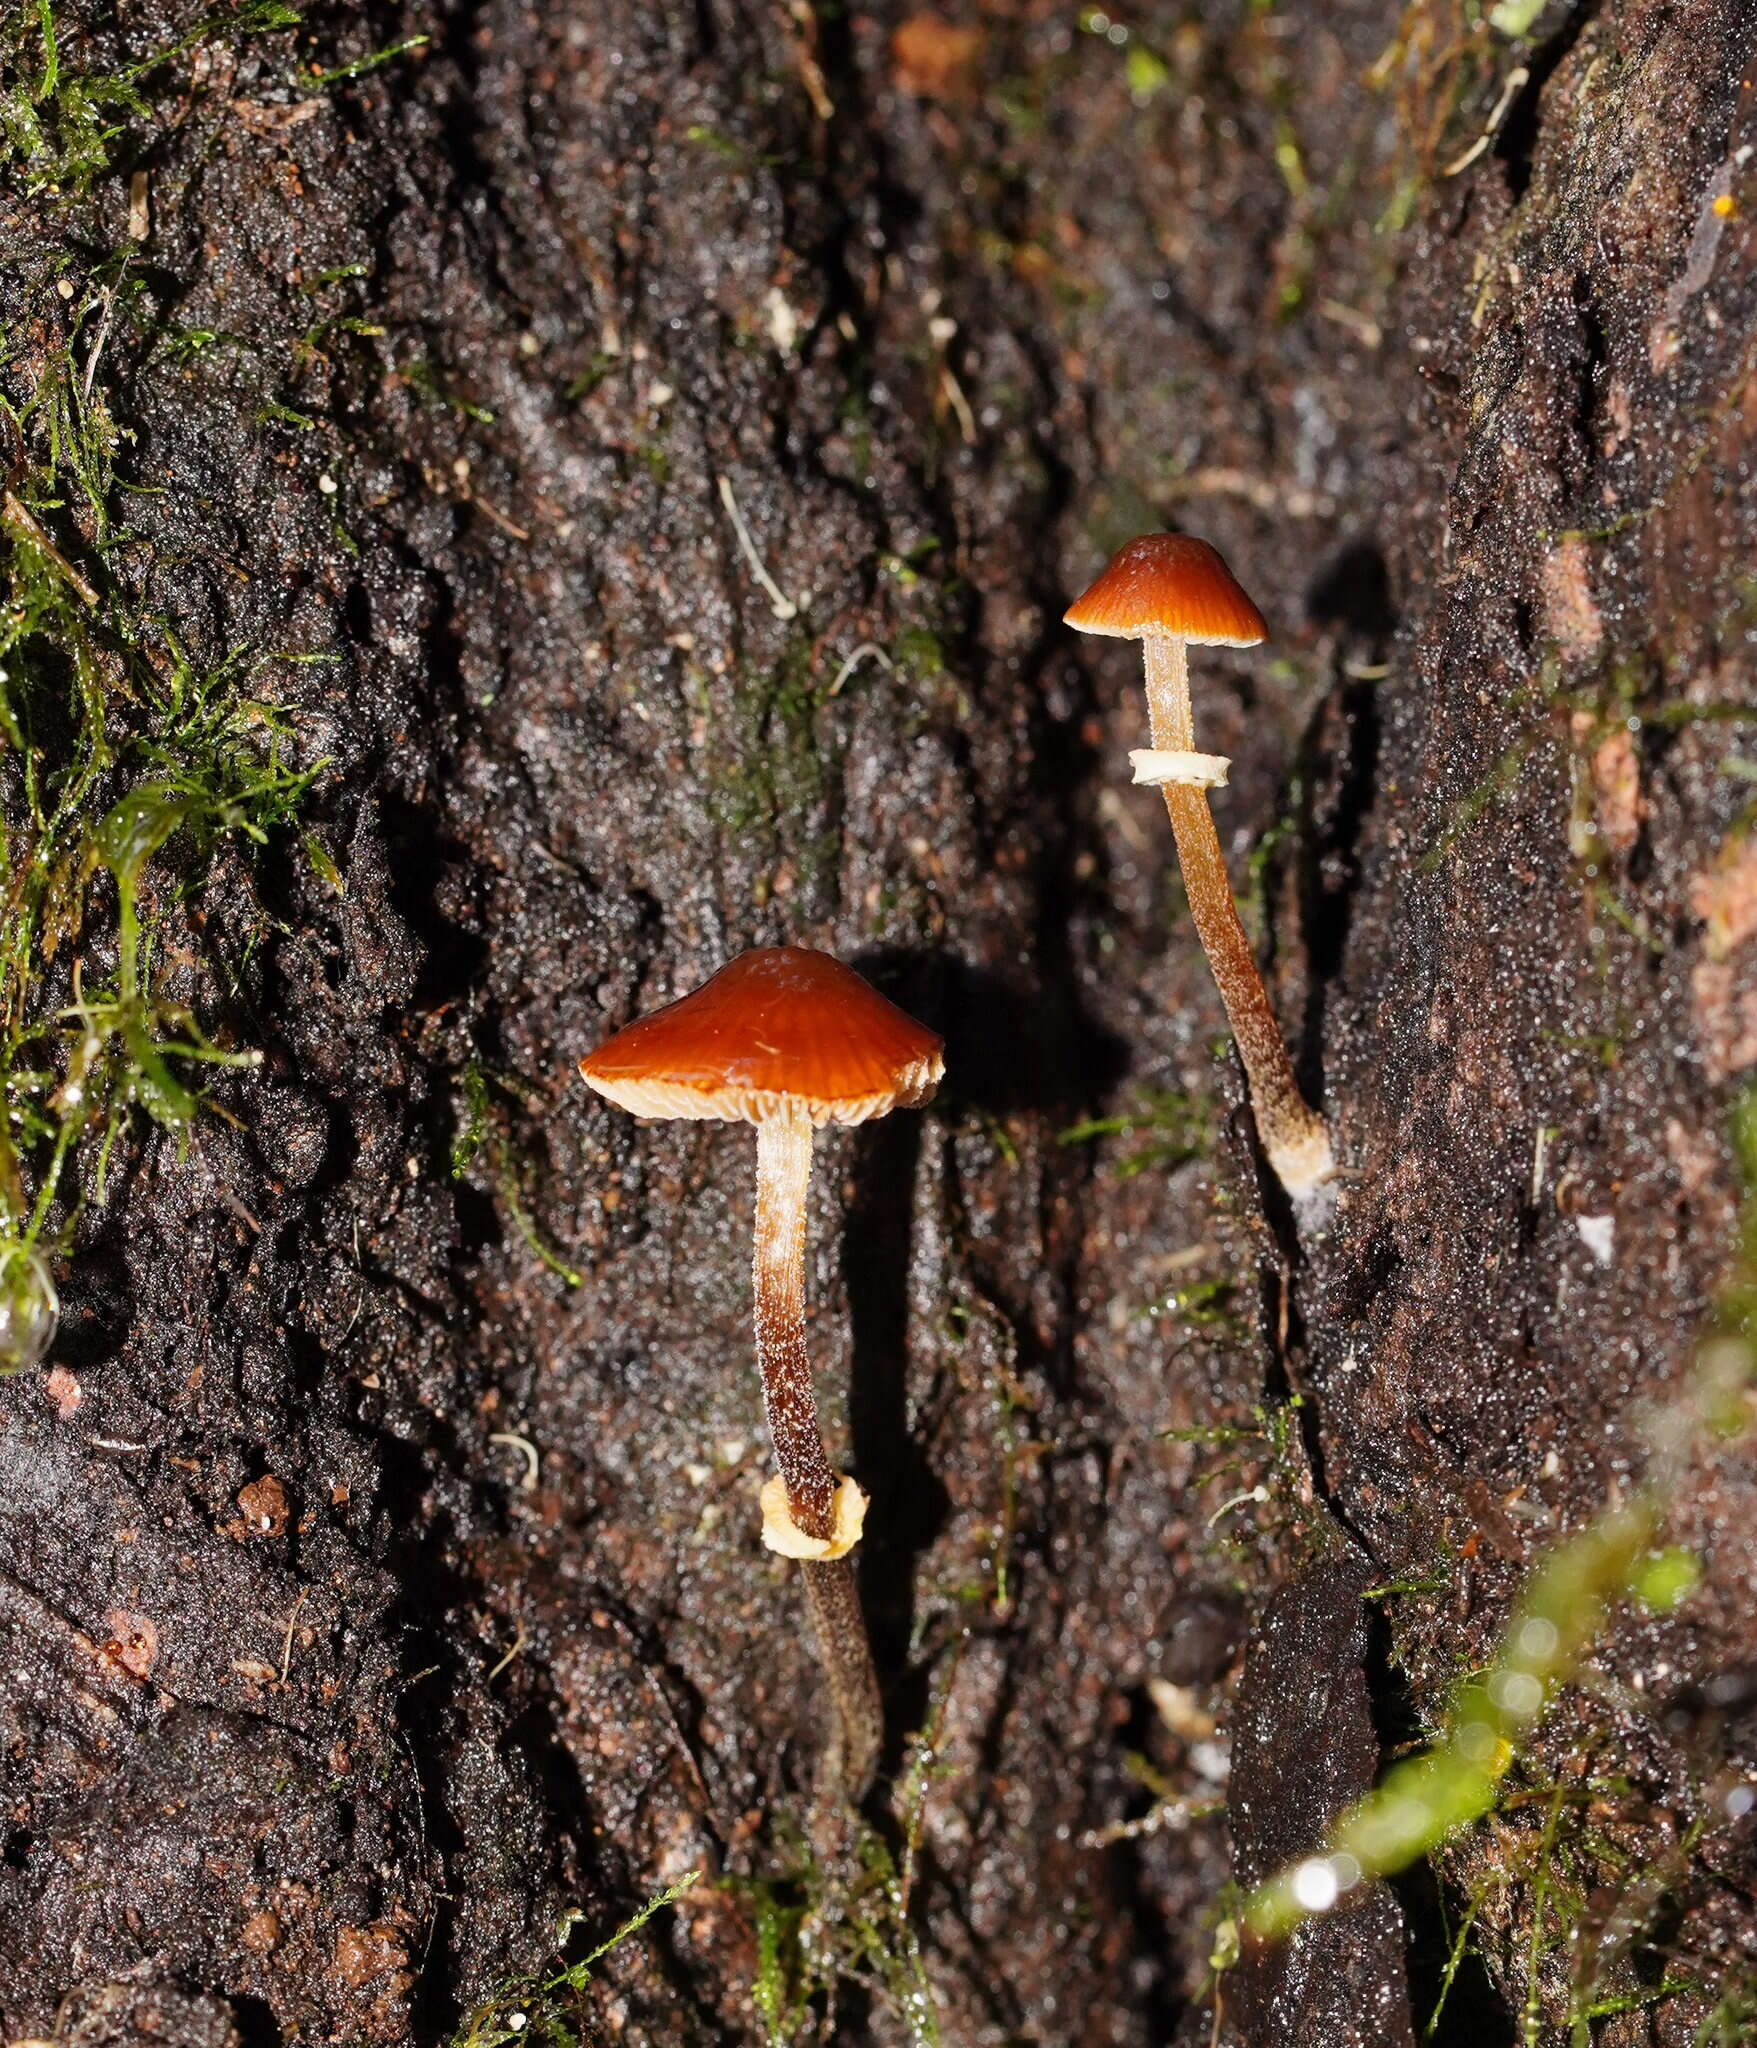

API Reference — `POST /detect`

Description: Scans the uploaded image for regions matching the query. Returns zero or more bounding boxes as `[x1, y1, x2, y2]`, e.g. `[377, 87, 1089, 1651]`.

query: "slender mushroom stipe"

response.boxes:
[1067, 534, 1334, 1199]
[753, 1101, 839, 1544]
[579, 946, 944, 1799]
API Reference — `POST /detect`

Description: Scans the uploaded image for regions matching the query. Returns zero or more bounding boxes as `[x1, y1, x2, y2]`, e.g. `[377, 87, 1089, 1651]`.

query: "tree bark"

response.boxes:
[3, 2, 1756, 2043]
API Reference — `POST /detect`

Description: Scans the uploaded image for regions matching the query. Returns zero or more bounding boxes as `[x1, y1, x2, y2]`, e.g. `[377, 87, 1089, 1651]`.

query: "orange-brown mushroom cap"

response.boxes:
[579, 946, 945, 1129]
[1064, 533, 1267, 647]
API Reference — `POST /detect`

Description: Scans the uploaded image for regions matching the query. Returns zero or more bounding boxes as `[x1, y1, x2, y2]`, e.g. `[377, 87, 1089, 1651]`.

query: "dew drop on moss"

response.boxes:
[0, 1245, 59, 1374]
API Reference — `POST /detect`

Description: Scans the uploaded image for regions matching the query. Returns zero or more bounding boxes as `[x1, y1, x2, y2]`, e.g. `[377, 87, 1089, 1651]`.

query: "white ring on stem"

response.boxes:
[1130, 748, 1232, 789]
[760, 1472, 868, 1559]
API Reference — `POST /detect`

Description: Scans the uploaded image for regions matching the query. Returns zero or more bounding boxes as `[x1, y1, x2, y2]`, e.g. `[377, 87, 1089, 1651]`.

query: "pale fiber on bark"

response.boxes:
[1141, 634, 1333, 1193]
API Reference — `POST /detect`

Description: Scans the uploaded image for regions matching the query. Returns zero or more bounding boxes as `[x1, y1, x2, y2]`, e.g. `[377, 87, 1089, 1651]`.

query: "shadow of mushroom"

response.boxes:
[854, 949, 1129, 1124]
[841, 947, 1130, 1766]
[1294, 537, 1395, 1100]
[841, 1098, 943, 1776]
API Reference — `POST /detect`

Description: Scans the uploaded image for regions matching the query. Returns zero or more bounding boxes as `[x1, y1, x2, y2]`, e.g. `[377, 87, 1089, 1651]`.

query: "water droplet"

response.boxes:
[0, 1244, 57, 1374]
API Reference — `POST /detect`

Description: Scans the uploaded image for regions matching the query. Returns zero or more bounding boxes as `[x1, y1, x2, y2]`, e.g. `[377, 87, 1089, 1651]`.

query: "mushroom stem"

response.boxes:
[1141, 634, 1334, 1195]
[752, 1102, 883, 1797]
[1142, 629, 1198, 753]
[753, 1104, 839, 1542]
[800, 1557, 884, 1799]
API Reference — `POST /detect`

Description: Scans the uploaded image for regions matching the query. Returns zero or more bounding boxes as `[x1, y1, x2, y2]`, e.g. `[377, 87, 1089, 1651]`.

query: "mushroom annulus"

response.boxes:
[1066, 532, 1334, 1201]
[579, 945, 944, 1797]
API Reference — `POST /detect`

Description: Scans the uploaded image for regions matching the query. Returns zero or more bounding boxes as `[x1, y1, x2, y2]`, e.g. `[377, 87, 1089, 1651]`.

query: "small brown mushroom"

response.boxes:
[1066, 533, 1334, 1200]
[580, 945, 944, 1795]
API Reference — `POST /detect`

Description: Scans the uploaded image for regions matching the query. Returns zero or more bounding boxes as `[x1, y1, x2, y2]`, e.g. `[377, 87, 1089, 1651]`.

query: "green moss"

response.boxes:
[447, 1874, 699, 2048]
[0, 0, 299, 192]
[878, 537, 940, 590]
[292, 32, 428, 92]
[890, 623, 946, 681]
[1123, 43, 1170, 100]
[1139, 1274, 1242, 1338]
[155, 325, 248, 367]
[938, 1290, 1038, 1615]
[682, 121, 783, 170]
[1423, 1769, 1703, 2043]
[449, 1060, 583, 1287]
[0, 454, 324, 1349]
[1, 2, 149, 192]
[1058, 1086, 1211, 1180]
[737, 1841, 919, 2048]
[1361, 2, 1499, 237]
[710, 642, 825, 830]
[0, 8, 340, 1362]
[729, 1700, 949, 2047]
[1243, 776, 1305, 943]
[399, 356, 495, 425]
[1239, 1493, 1658, 1923]
[1161, 1393, 1320, 1563]
[706, 635, 844, 900]
[564, 351, 620, 403]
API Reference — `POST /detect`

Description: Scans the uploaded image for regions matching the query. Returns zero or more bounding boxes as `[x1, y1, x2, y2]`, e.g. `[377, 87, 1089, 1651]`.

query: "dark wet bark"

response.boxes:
[1227, 1555, 1414, 2048]
[5, 2, 1757, 2043]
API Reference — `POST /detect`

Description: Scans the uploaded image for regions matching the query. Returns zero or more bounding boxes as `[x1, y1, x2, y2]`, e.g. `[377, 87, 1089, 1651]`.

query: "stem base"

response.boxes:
[800, 1555, 883, 1802]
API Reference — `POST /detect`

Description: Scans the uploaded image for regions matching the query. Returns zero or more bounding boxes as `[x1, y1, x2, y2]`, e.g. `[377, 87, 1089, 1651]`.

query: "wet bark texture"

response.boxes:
[1227, 1557, 1414, 2048]
[6, 1, 1757, 2043]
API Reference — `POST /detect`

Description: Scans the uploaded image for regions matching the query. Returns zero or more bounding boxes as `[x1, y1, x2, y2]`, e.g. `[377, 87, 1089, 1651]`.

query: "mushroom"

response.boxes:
[1066, 532, 1334, 1200]
[579, 945, 944, 1796]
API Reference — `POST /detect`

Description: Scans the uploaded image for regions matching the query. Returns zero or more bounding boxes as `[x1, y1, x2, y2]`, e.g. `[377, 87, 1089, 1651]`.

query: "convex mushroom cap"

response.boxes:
[1064, 532, 1268, 648]
[579, 945, 944, 1128]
